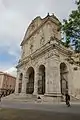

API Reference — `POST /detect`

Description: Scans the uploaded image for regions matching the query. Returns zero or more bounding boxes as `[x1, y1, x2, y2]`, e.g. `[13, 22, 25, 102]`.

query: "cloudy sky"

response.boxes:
[0, 0, 77, 73]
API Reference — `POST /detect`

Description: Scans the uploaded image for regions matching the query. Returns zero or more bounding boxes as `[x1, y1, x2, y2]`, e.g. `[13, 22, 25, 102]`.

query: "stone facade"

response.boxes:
[15, 14, 80, 102]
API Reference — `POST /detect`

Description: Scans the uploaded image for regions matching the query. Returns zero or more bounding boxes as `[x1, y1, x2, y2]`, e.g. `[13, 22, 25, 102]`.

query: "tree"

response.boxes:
[62, 0, 80, 52]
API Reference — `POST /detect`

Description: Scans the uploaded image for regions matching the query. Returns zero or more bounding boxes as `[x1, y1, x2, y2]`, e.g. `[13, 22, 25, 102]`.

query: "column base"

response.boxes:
[40, 93, 62, 102]
[14, 92, 19, 95]
[44, 92, 62, 97]
[19, 92, 27, 96]
[33, 92, 38, 96]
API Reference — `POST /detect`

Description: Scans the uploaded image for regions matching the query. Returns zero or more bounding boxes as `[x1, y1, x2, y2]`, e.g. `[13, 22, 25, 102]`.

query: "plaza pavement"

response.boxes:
[0, 101, 80, 120]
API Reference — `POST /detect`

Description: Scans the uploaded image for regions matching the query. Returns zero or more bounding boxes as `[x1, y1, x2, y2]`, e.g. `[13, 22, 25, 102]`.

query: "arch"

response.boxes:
[60, 62, 68, 95]
[38, 65, 45, 95]
[18, 73, 23, 93]
[26, 67, 35, 94]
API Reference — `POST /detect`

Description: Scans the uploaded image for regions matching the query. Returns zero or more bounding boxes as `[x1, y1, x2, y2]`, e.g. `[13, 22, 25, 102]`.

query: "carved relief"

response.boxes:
[44, 49, 59, 60]
[21, 46, 25, 58]
[40, 28, 45, 46]
[40, 36, 45, 45]
[30, 44, 33, 52]
[36, 30, 40, 35]
[30, 37, 34, 53]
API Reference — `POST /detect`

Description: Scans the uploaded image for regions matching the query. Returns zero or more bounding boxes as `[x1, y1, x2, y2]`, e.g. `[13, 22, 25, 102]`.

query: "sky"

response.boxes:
[0, 0, 77, 75]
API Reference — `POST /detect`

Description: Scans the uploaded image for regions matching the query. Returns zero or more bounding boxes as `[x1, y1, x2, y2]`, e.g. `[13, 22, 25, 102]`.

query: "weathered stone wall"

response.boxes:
[15, 14, 80, 102]
[0, 74, 3, 88]
[71, 66, 80, 98]
[21, 18, 61, 59]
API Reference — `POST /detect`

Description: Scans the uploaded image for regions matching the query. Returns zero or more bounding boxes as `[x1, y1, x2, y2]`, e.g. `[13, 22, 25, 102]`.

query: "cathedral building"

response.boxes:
[14, 13, 80, 102]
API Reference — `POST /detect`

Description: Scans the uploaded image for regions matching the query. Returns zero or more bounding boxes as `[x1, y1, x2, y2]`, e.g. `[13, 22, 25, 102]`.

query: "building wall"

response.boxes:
[0, 72, 16, 96]
[17, 45, 73, 96]
[2, 74, 15, 90]
[15, 15, 80, 102]
[16, 16, 72, 98]
[0, 74, 4, 88]
[71, 66, 80, 98]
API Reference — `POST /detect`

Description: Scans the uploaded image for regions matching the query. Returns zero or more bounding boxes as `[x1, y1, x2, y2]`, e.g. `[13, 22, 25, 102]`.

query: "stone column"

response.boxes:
[21, 72, 28, 94]
[33, 68, 39, 95]
[15, 72, 20, 94]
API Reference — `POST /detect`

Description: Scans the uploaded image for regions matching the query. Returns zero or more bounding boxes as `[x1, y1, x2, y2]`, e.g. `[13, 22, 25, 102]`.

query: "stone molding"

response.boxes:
[17, 37, 73, 68]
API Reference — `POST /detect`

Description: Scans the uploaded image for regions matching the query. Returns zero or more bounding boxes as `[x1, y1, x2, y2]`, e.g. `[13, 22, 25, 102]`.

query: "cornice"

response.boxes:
[17, 38, 73, 68]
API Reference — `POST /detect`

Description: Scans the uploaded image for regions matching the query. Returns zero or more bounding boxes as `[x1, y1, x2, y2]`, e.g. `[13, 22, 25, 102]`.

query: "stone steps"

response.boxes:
[2, 93, 37, 102]
[2, 93, 80, 103]
[70, 95, 80, 102]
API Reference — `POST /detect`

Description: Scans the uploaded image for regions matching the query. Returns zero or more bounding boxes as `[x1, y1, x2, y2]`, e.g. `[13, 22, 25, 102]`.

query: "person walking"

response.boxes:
[65, 93, 70, 107]
[0, 94, 2, 109]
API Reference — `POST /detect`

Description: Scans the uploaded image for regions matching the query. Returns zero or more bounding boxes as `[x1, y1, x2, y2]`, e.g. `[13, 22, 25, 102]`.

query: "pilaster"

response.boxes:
[21, 72, 28, 94]
[15, 72, 20, 94]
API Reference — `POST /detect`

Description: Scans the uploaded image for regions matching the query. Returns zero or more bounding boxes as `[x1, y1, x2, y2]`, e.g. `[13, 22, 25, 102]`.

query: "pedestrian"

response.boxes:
[65, 93, 70, 107]
[0, 95, 2, 109]
[37, 96, 42, 103]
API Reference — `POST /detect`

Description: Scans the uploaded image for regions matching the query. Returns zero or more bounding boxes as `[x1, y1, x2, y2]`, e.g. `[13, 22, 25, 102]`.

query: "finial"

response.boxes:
[47, 13, 49, 16]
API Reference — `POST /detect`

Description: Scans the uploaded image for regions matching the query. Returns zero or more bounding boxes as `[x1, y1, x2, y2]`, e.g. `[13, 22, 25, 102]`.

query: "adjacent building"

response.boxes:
[0, 72, 16, 97]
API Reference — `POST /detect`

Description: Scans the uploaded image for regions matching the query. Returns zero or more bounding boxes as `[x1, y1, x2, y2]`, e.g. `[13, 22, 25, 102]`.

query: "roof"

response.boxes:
[0, 71, 16, 79]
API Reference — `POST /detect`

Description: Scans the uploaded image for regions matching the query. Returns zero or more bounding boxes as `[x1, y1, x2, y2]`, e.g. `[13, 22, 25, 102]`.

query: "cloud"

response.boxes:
[5, 67, 17, 77]
[0, 0, 77, 71]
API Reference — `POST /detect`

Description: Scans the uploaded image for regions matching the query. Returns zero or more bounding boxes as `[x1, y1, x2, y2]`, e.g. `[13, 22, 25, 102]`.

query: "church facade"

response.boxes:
[15, 14, 80, 102]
